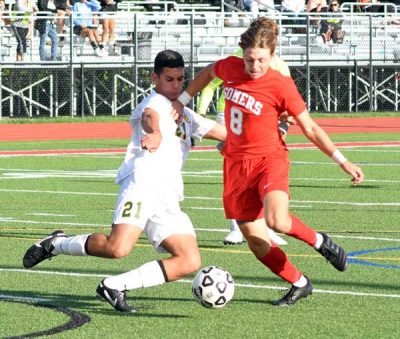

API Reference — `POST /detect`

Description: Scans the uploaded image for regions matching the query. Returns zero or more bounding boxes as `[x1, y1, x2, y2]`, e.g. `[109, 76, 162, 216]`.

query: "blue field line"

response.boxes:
[348, 246, 400, 269]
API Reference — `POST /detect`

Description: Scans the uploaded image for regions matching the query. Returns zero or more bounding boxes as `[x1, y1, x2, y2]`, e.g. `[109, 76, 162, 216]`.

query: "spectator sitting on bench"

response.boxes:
[99, 0, 122, 47]
[72, 0, 106, 57]
[319, 0, 345, 43]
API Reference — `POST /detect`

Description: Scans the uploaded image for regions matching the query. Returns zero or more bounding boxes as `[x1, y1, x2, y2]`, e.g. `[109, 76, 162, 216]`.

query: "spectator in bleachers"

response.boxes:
[364, 1, 400, 24]
[319, 0, 344, 43]
[99, 0, 122, 47]
[54, 0, 70, 42]
[281, 0, 307, 33]
[36, 0, 58, 60]
[11, 0, 38, 61]
[306, 0, 328, 27]
[242, 0, 275, 18]
[364, 0, 395, 13]
[223, 0, 239, 27]
[307, 0, 327, 12]
[72, 0, 106, 57]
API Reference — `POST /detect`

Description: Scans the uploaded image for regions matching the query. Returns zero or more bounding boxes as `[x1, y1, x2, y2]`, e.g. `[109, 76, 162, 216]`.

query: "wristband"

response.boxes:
[177, 91, 192, 106]
[331, 150, 347, 165]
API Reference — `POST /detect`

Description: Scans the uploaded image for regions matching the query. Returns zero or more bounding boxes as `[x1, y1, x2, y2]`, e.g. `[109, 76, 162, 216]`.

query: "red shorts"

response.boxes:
[223, 153, 290, 221]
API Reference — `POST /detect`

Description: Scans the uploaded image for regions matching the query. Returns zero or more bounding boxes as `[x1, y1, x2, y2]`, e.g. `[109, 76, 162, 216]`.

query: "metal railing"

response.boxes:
[1, 10, 399, 117]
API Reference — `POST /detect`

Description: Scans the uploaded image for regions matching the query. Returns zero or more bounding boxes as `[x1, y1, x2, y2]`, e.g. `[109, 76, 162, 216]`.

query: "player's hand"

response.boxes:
[170, 107, 179, 122]
[141, 131, 162, 153]
[172, 100, 184, 124]
[279, 112, 297, 126]
[340, 161, 364, 185]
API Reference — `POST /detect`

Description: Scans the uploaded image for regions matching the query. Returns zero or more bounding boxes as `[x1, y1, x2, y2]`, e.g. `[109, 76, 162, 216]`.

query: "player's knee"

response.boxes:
[181, 252, 202, 275]
[247, 236, 270, 257]
[107, 245, 130, 259]
[266, 215, 290, 233]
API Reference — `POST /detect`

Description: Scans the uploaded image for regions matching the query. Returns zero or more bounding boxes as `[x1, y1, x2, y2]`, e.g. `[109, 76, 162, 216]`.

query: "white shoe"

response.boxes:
[267, 228, 288, 246]
[94, 48, 103, 57]
[100, 48, 108, 57]
[223, 230, 244, 245]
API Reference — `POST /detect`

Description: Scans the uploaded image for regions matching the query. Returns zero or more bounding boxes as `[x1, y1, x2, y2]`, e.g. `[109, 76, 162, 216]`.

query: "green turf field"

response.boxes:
[1, 132, 400, 338]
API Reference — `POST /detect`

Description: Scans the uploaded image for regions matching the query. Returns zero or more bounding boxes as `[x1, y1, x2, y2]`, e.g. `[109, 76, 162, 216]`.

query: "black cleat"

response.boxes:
[96, 280, 136, 313]
[273, 277, 313, 306]
[316, 232, 349, 271]
[23, 230, 66, 268]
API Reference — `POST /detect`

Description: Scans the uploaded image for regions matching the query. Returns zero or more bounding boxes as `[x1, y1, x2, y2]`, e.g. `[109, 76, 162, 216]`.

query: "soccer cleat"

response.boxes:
[96, 280, 136, 313]
[223, 230, 244, 245]
[316, 232, 349, 271]
[267, 228, 288, 246]
[23, 230, 66, 268]
[273, 277, 313, 306]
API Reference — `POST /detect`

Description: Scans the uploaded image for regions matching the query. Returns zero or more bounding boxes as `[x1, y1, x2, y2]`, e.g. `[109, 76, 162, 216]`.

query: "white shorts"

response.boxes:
[113, 176, 196, 252]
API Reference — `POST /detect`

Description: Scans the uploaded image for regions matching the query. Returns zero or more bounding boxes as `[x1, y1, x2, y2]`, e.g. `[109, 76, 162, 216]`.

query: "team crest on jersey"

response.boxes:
[183, 113, 191, 123]
[224, 87, 263, 115]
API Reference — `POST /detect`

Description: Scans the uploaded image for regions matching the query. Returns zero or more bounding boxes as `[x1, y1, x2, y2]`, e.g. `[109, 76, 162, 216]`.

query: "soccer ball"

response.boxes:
[192, 266, 234, 308]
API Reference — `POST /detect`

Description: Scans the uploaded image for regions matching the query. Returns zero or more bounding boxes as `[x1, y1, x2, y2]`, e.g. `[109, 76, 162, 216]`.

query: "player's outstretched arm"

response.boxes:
[203, 123, 227, 142]
[173, 63, 217, 115]
[141, 108, 162, 153]
[295, 110, 365, 185]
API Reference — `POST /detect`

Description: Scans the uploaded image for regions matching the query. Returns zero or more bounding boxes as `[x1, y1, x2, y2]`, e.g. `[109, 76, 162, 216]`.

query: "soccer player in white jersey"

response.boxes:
[23, 50, 226, 313]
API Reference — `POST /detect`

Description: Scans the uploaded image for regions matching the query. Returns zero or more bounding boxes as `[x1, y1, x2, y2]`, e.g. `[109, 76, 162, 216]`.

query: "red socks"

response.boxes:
[257, 244, 302, 284]
[287, 214, 317, 247]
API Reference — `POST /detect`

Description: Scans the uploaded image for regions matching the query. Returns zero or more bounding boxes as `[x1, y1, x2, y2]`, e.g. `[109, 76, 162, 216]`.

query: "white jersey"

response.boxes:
[113, 92, 216, 250]
[116, 91, 215, 201]
[177, 108, 216, 163]
[116, 90, 183, 198]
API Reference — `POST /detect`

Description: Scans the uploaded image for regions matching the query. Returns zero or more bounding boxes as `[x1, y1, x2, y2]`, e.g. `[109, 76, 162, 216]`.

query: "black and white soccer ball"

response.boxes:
[192, 266, 235, 308]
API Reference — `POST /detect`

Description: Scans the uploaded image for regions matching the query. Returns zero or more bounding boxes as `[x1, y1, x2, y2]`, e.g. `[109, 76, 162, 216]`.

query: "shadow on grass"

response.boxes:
[0, 289, 191, 318]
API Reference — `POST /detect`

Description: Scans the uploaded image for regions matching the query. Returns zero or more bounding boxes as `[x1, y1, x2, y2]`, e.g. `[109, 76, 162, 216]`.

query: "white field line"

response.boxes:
[28, 213, 76, 217]
[0, 293, 50, 303]
[1, 268, 400, 300]
[292, 161, 400, 167]
[1, 219, 400, 243]
[0, 188, 399, 206]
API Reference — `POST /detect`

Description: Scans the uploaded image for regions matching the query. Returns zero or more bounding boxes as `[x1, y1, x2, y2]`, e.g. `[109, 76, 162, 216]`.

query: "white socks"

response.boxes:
[293, 275, 308, 288]
[104, 260, 167, 292]
[229, 219, 240, 232]
[314, 233, 324, 250]
[52, 234, 90, 256]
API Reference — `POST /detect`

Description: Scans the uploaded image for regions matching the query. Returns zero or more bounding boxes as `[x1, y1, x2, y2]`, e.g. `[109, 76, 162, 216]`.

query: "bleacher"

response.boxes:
[1, 1, 400, 116]
[1, 1, 399, 63]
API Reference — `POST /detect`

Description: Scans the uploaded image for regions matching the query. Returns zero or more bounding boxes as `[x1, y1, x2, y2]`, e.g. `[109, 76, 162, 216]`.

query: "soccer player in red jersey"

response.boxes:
[174, 17, 364, 306]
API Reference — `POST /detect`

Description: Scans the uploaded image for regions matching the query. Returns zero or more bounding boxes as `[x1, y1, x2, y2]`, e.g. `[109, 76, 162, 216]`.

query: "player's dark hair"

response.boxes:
[239, 17, 278, 54]
[154, 50, 185, 75]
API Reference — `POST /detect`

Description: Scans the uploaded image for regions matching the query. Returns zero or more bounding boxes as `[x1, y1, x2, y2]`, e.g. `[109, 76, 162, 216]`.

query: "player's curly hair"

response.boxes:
[239, 17, 279, 54]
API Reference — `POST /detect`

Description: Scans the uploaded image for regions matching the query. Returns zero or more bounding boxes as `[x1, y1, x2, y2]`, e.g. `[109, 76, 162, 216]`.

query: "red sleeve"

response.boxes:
[278, 78, 307, 116]
[214, 57, 233, 81]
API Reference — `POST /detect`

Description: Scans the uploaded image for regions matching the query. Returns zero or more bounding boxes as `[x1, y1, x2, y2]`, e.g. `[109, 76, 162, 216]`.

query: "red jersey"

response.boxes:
[214, 56, 306, 159]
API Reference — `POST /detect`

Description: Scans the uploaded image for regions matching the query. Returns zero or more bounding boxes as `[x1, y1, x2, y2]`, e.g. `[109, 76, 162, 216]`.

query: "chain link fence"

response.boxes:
[1, 9, 399, 118]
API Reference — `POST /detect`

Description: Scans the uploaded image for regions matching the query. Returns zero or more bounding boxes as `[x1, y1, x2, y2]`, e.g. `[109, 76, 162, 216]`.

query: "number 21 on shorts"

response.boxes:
[122, 201, 142, 218]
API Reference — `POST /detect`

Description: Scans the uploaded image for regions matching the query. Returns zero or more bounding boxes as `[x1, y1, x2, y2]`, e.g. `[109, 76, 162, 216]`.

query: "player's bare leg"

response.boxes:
[158, 234, 201, 281]
[97, 234, 201, 312]
[23, 223, 141, 267]
[85, 224, 142, 258]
